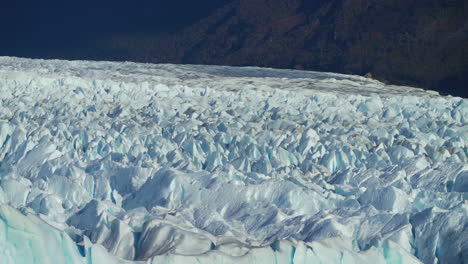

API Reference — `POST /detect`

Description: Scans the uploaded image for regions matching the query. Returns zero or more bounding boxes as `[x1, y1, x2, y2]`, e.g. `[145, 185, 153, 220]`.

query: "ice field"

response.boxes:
[0, 57, 467, 263]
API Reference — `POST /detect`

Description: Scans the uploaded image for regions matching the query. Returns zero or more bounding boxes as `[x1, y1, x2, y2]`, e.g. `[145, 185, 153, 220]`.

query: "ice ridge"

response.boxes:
[0, 57, 467, 263]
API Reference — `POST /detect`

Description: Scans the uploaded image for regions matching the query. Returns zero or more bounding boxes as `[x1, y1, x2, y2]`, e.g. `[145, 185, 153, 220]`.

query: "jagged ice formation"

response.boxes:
[0, 57, 467, 263]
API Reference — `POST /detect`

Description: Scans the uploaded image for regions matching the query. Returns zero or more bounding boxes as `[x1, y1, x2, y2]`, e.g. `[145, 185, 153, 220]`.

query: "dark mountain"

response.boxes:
[101, 0, 468, 97]
[0, 0, 232, 58]
[4, 0, 467, 97]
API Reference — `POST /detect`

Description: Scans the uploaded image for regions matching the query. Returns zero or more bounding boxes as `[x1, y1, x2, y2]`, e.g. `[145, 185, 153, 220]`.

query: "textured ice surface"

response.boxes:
[0, 57, 467, 263]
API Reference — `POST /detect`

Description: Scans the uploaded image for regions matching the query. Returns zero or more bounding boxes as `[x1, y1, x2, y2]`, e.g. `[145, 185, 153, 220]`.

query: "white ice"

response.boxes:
[0, 57, 467, 263]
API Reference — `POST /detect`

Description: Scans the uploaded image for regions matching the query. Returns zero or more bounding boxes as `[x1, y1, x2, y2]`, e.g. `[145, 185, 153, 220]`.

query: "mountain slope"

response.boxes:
[100, 0, 467, 97]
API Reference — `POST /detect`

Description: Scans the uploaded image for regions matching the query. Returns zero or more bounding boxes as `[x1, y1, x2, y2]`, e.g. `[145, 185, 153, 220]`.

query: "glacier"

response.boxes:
[0, 56, 466, 264]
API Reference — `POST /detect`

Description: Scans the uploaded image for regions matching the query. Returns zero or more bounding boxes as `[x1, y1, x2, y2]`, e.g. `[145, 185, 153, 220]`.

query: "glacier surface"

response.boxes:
[0, 57, 467, 263]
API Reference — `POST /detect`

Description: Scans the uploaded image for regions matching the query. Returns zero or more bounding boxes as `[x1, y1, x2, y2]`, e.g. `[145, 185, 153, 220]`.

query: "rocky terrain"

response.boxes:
[2, 0, 466, 97]
[96, 0, 468, 97]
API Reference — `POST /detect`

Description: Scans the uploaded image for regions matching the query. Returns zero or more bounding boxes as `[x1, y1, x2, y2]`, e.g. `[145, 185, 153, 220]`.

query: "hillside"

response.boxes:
[92, 0, 468, 97]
